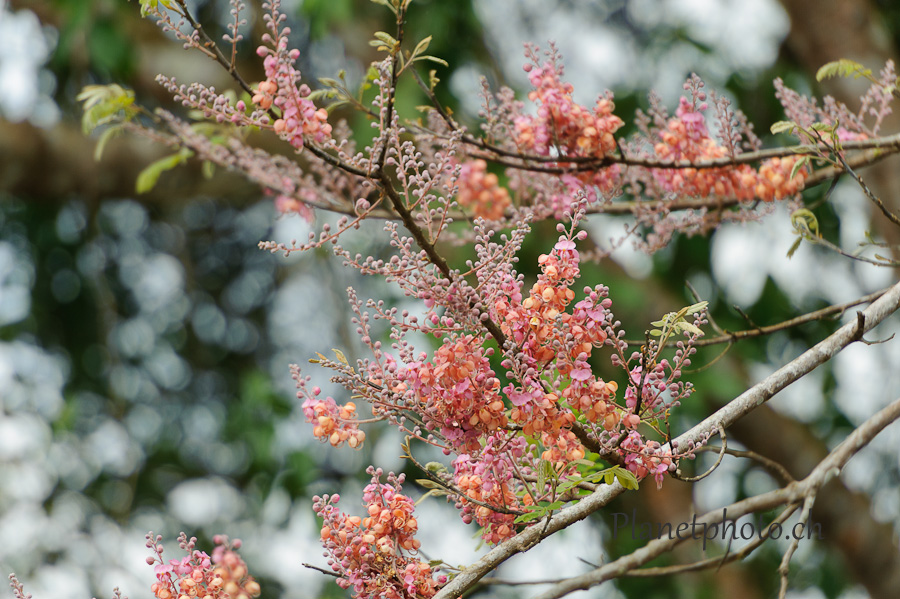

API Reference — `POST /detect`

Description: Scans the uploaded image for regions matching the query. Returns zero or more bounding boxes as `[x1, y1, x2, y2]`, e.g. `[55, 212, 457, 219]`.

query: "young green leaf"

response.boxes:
[770, 120, 796, 135]
[615, 469, 640, 490]
[816, 59, 870, 82]
[135, 149, 193, 194]
[333, 348, 349, 365]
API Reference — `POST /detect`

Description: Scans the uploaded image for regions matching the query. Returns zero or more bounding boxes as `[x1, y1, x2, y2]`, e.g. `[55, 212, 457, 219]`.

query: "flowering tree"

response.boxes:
[10, 0, 900, 598]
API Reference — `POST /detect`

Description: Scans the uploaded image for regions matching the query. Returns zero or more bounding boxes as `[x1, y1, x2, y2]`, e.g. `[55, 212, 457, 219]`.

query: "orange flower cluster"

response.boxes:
[654, 97, 808, 201]
[401, 334, 508, 451]
[494, 238, 619, 467]
[320, 493, 420, 554]
[302, 393, 366, 448]
[454, 464, 519, 545]
[149, 536, 260, 599]
[454, 159, 512, 220]
[251, 48, 332, 149]
[314, 473, 446, 599]
[754, 156, 808, 201]
[515, 61, 624, 159]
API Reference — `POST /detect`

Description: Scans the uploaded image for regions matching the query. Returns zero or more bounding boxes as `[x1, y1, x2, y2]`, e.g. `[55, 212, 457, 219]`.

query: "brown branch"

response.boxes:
[174, 0, 254, 96]
[380, 181, 509, 348]
[832, 146, 900, 229]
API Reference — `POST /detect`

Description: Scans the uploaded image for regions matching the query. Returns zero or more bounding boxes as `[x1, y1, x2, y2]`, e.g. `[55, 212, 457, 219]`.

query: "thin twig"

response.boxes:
[777, 495, 816, 599]
[623, 286, 892, 347]
[673, 425, 726, 482]
[693, 446, 795, 485]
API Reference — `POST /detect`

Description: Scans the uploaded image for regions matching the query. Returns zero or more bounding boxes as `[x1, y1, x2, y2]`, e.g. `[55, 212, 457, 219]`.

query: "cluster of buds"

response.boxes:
[313, 469, 446, 599]
[452, 159, 512, 220]
[147, 533, 260, 599]
[620, 433, 674, 488]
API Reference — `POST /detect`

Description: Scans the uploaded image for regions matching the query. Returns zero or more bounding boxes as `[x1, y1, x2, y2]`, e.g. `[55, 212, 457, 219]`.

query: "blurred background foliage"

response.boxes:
[1, 1, 899, 599]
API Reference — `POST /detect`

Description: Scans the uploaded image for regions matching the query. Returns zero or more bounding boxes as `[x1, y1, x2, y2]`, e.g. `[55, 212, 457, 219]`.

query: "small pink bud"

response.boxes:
[256, 46, 267, 57]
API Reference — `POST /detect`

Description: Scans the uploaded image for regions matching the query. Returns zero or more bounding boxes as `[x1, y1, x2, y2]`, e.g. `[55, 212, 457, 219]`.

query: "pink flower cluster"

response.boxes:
[399, 334, 508, 452]
[515, 60, 624, 160]
[620, 432, 673, 489]
[313, 469, 446, 599]
[492, 236, 616, 462]
[653, 96, 808, 202]
[147, 533, 260, 599]
[301, 387, 366, 448]
[453, 159, 512, 220]
[252, 35, 331, 150]
[451, 435, 526, 544]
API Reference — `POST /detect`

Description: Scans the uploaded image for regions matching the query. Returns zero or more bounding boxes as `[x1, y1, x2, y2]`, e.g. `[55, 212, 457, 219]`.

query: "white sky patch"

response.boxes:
[167, 477, 245, 527]
[0, 2, 59, 125]
[475, 0, 789, 103]
[584, 214, 653, 279]
[753, 358, 825, 423]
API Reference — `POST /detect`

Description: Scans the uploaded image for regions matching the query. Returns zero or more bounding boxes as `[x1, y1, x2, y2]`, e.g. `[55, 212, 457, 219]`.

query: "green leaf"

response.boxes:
[770, 120, 796, 135]
[412, 35, 432, 57]
[417, 55, 449, 67]
[677, 321, 704, 336]
[685, 301, 708, 315]
[425, 461, 448, 474]
[135, 149, 193, 194]
[372, 31, 399, 50]
[415, 479, 447, 490]
[816, 59, 871, 82]
[333, 348, 348, 365]
[809, 122, 837, 133]
[93, 125, 122, 161]
[615, 469, 640, 490]
[789, 155, 810, 181]
[428, 69, 440, 91]
[369, 0, 398, 14]
[77, 84, 136, 134]
[515, 510, 547, 524]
